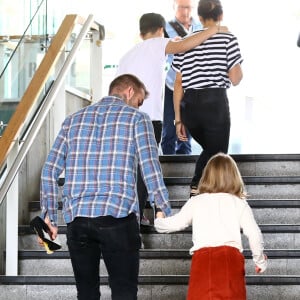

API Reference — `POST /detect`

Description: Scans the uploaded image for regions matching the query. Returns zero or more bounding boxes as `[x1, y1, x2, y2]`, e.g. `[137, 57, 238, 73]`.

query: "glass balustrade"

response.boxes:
[0, 0, 92, 138]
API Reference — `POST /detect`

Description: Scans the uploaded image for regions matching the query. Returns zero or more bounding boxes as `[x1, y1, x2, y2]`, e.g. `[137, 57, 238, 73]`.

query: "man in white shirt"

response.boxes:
[116, 12, 227, 225]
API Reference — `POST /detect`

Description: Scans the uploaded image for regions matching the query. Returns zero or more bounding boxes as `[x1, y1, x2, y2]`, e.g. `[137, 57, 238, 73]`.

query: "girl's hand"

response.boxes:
[255, 254, 268, 274]
[255, 265, 262, 274]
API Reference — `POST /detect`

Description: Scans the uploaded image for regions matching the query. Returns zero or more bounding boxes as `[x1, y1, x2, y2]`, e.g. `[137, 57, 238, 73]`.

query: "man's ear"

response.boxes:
[159, 27, 164, 36]
[140, 33, 144, 40]
[127, 86, 135, 100]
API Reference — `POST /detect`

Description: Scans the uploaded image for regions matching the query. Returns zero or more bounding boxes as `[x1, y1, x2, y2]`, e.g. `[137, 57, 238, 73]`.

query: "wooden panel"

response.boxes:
[0, 15, 79, 168]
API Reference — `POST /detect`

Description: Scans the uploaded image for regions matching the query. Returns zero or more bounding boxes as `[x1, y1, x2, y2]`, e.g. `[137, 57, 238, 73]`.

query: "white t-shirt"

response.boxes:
[154, 192, 267, 271]
[116, 37, 170, 121]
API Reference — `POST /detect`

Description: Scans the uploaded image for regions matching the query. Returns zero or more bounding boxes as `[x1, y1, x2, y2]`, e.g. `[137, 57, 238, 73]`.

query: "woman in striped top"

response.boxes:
[172, 0, 243, 197]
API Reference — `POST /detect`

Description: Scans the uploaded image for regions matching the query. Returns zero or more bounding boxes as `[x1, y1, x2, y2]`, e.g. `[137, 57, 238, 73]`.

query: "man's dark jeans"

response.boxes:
[67, 213, 141, 300]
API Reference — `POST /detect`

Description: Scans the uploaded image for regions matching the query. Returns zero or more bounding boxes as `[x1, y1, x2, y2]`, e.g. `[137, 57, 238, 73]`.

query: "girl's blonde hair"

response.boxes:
[199, 152, 247, 198]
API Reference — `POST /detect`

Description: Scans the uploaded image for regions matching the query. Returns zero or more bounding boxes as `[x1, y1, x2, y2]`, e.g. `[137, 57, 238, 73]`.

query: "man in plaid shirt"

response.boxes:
[39, 74, 171, 300]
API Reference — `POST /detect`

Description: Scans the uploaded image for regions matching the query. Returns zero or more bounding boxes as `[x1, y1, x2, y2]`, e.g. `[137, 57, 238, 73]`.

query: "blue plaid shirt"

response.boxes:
[40, 97, 171, 225]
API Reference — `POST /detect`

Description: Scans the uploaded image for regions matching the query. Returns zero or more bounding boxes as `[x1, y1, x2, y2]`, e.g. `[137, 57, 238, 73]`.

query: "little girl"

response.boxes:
[154, 152, 267, 300]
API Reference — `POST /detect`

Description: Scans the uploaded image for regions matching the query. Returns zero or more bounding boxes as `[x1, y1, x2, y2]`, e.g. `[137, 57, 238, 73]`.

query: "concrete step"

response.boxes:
[142, 199, 300, 225]
[5, 153, 299, 300]
[28, 199, 300, 226]
[143, 208, 300, 226]
[165, 176, 300, 199]
[29, 199, 300, 210]
[1, 275, 300, 300]
[18, 224, 300, 251]
[17, 249, 300, 276]
[160, 154, 300, 177]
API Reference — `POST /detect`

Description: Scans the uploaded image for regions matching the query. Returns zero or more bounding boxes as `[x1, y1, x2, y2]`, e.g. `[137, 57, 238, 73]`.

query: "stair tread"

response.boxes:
[1, 274, 300, 285]
[18, 224, 300, 235]
[5, 153, 300, 296]
[28, 199, 300, 212]
[164, 176, 300, 185]
[164, 199, 300, 208]
[17, 249, 300, 259]
[159, 154, 300, 163]
[53, 175, 300, 188]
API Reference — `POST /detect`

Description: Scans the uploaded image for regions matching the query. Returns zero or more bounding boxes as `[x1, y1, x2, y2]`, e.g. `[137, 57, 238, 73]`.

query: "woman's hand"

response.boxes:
[176, 122, 188, 141]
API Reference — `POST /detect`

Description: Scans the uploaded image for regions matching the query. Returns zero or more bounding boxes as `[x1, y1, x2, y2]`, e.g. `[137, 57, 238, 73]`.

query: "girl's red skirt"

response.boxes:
[187, 245, 246, 300]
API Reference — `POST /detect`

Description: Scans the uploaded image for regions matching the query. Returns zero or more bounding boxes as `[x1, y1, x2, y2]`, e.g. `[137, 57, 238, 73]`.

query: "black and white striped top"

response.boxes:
[172, 30, 243, 89]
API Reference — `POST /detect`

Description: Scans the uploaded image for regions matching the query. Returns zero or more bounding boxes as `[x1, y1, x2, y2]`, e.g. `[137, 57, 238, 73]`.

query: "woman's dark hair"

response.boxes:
[139, 13, 166, 36]
[198, 0, 223, 21]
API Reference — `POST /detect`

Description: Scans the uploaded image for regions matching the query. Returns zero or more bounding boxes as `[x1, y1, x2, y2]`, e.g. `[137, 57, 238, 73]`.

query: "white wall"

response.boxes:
[2, 0, 300, 153]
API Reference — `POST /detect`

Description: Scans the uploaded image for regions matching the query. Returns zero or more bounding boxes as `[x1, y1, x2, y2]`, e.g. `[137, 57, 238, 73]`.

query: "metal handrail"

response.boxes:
[0, 14, 95, 205]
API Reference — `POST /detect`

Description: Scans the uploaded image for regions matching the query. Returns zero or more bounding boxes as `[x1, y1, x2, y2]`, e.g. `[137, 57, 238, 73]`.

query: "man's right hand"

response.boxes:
[217, 25, 229, 33]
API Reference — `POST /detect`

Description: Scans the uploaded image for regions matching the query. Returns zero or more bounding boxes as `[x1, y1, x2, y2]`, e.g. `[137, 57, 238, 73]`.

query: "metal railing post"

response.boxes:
[5, 141, 19, 275]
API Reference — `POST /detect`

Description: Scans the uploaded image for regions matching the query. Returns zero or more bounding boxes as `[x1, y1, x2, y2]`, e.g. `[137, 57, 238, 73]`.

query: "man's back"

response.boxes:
[116, 37, 169, 121]
[41, 96, 168, 223]
[39, 74, 171, 300]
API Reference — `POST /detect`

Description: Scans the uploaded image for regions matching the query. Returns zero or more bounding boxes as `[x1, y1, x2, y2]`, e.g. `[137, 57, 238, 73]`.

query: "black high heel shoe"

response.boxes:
[30, 216, 61, 254]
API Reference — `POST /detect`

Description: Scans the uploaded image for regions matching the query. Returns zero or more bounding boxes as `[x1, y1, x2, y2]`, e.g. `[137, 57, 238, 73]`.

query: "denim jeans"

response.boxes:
[161, 85, 192, 154]
[181, 88, 230, 187]
[67, 213, 141, 300]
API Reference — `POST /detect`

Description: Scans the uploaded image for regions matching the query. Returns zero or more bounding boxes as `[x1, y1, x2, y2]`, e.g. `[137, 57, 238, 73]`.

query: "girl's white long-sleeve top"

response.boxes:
[154, 193, 267, 272]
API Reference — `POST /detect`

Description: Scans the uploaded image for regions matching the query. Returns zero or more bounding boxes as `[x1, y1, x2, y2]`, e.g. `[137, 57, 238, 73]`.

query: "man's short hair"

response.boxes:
[109, 74, 149, 98]
[139, 13, 166, 36]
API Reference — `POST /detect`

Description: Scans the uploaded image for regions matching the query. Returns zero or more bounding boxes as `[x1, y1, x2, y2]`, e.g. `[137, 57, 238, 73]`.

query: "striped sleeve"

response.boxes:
[226, 35, 243, 70]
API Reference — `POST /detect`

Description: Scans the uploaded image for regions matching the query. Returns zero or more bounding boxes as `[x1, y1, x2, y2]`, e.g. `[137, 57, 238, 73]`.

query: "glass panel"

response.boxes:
[66, 26, 91, 94]
[0, 0, 85, 139]
[0, 0, 49, 137]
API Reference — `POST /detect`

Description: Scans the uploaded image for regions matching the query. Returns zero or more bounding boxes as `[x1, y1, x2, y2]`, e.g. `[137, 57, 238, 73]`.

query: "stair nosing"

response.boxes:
[159, 154, 300, 163]
[164, 176, 300, 185]
[28, 199, 300, 212]
[1, 275, 300, 286]
[19, 224, 300, 235]
[17, 249, 300, 260]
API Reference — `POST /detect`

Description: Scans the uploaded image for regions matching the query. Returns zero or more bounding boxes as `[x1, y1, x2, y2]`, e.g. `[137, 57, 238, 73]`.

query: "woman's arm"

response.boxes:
[165, 25, 228, 54]
[228, 63, 243, 86]
[173, 72, 188, 141]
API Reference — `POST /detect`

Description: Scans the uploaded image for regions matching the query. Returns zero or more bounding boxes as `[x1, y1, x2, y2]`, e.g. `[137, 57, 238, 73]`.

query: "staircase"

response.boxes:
[1, 154, 300, 299]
